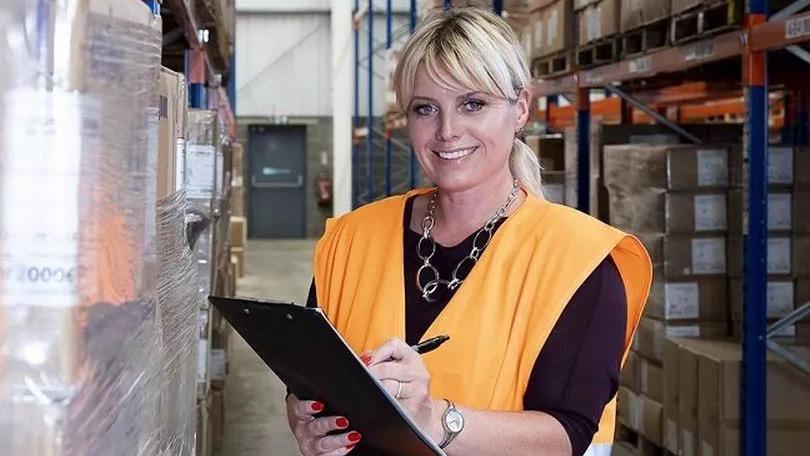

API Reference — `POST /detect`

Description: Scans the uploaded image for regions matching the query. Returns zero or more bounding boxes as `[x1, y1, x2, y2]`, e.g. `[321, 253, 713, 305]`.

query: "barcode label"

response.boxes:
[629, 56, 653, 74]
[786, 16, 810, 39]
[685, 41, 715, 61]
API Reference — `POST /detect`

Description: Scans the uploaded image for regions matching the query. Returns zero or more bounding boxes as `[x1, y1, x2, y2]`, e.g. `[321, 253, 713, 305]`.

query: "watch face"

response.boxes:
[445, 409, 464, 433]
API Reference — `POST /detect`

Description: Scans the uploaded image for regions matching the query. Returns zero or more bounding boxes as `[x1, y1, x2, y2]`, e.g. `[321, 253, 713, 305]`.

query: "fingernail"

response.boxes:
[336, 417, 349, 428]
[360, 355, 371, 366]
[348, 431, 362, 443]
[311, 401, 325, 412]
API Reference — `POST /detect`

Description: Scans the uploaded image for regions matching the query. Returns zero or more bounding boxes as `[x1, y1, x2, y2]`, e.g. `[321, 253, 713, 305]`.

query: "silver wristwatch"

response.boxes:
[439, 399, 464, 449]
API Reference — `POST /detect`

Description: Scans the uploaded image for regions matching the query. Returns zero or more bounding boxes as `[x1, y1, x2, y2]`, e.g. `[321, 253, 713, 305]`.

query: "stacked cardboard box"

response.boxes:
[575, 0, 619, 45]
[620, 0, 669, 32]
[529, 0, 575, 62]
[727, 146, 810, 337]
[605, 144, 740, 447]
[663, 338, 810, 456]
[525, 135, 566, 204]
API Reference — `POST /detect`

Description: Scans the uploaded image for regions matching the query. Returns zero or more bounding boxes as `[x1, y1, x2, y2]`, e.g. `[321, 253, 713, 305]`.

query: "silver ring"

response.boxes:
[395, 380, 403, 399]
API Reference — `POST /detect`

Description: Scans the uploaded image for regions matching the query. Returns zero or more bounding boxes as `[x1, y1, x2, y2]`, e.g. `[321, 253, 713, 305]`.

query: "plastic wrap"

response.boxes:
[156, 191, 200, 455]
[0, 1, 195, 454]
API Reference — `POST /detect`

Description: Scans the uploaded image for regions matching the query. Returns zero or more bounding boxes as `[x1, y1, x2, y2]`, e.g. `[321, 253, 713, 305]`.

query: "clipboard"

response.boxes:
[208, 296, 445, 456]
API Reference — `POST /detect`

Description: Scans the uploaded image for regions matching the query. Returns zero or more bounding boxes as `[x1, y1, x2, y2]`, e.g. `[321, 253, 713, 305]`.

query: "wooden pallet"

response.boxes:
[615, 421, 671, 456]
[576, 36, 622, 68]
[621, 19, 669, 58]
[531, 51, 573, 78]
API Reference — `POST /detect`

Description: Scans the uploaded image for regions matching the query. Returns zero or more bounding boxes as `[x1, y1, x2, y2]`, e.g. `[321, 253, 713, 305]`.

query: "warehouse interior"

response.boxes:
[1, 0, 810, 455]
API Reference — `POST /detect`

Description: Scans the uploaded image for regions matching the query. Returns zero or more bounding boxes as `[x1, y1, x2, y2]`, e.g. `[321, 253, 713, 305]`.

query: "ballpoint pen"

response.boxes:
[411, 334, 450, 355]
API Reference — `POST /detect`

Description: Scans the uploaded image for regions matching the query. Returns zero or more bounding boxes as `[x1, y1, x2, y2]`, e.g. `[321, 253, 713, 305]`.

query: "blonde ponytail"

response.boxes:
[510, 138, 545, 199]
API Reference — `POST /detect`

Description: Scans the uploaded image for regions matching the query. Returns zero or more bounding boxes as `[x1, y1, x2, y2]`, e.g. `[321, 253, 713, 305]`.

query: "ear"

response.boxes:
[514, 88, 531, 131]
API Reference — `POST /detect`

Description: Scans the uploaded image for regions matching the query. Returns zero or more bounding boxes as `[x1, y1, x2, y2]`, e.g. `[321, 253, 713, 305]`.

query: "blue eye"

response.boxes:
[413, 104, 436, 116]
[464, 100, 484, 111]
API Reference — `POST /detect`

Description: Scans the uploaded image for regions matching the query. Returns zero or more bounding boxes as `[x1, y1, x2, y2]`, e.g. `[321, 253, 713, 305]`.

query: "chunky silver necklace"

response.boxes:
[416, 179, 521, 302]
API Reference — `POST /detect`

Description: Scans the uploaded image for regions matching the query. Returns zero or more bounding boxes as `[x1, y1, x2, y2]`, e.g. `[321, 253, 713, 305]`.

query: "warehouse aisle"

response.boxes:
[222, 239, 316, 456]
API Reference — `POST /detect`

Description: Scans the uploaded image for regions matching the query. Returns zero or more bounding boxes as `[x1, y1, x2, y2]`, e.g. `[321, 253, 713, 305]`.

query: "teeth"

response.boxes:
[436, 146, 476, 160]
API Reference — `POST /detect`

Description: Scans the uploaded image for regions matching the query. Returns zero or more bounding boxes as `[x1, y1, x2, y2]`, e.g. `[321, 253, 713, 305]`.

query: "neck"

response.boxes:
[433, 169, 521, 242]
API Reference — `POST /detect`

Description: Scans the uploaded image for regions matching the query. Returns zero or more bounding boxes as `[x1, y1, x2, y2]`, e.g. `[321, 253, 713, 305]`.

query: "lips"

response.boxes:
[432, 146, 478, 160]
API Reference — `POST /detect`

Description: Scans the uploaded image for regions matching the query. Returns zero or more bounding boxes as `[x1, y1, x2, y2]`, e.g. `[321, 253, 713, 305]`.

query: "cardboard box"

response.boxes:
[158, 67, 182, 200]
[610, 192, 729, 234]
[645, 277, 728, 322]
[638, 394, 663, 446]
[530, 0, 574, 58]
[230, 185, 245, 217]
[639, 357, 663, 403]
[231, 247, 245, 278]
[525, 136, 565, 171]
[620, 0, 643, 32]
[573, 0, 598, 10]
[577, 0, 619, 44]
[642, 0, 669, 23]
[229, 216, 247, 249]
[662, 337, 681, 454]
[634, 317, 727, 362]
[604, 145, 731, 193]
[695, 340, 810, 456]
[621, 350, 640, 391]
[729, 278, 798, 322]
[664, 235, 727, 278]
[728, 189, 798, 233]
[728, 235, 810, 277]
[677, 340, 701, 456]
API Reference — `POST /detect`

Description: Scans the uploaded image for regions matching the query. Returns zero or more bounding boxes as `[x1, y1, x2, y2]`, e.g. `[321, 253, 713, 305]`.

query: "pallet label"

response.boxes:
[629, 56, 653, 74]
[786, 16, 810, 39]
[685, 41, 715, 62]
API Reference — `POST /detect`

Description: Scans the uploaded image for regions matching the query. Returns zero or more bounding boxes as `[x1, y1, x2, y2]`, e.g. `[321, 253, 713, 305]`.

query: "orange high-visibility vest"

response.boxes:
[313, 189, 651, 454]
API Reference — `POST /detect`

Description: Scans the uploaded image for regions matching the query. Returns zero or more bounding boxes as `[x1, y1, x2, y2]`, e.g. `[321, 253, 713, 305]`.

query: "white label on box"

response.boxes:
[186, 144, 217, 199]
[702, 441, 715, 456]
[629, 56, 653, 74]
[666, 419, 678, 450]
[665, 283, 700, 320]
[546, 10, 558, 47]
[685, 41, 716, 61]
[768, 193, 792, 231]
[768, 237, 791, 274]
[697, 149, 728, 186]
[769, 147, 794, 184]
[694, 194, 727, 231]
[683, 430, 695, 456]
[692, 238, 726, 274]
[767, 281, 794, 319]
[1, 89, 102, 308]
[175, 139, 187, 191]
[198, 338, 210, 383]
[215, 151, 224, 198]
[666, 325, 702, 337]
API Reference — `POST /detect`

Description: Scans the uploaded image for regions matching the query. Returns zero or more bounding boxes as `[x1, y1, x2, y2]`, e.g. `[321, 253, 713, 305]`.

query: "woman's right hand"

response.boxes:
[285, 393, 362, 455]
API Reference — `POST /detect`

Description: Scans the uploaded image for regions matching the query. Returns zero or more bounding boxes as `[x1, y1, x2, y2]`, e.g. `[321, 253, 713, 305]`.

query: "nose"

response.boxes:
[436, 111, 461, 142]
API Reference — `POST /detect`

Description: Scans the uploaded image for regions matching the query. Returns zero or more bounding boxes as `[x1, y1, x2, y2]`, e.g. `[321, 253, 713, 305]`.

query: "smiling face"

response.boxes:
[406, 66, 529, 193]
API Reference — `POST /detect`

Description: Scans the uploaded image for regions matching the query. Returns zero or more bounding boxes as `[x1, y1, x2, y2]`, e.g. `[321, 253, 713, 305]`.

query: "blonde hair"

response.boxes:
[394, 7, 544, 198]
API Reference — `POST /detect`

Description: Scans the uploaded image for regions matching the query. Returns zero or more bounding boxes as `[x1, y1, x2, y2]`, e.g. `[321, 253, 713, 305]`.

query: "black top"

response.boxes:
[306, 196, 627, 456]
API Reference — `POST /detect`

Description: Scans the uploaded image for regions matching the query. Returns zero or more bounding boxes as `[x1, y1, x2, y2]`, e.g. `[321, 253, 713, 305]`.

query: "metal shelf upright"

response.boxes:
[531, 1, 810, 454]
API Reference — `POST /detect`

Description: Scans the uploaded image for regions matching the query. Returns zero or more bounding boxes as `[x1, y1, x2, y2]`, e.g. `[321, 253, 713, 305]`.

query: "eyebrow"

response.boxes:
[409, 91, 489, 105]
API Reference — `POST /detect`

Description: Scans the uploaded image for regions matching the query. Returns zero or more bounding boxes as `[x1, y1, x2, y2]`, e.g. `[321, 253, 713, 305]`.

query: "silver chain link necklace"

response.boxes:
[416, 179, 521, 302]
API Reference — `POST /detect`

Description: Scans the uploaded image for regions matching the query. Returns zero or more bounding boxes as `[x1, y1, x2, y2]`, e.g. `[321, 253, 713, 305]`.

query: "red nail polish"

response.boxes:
[360, 355, 371, 365]
[311, 401, 324, 412]
[348, 431, 362, 443]
[336, 417, 349, 428]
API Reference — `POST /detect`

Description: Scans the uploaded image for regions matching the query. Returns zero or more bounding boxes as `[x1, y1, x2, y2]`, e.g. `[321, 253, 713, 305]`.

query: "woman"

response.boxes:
[286, 8, 651, 456]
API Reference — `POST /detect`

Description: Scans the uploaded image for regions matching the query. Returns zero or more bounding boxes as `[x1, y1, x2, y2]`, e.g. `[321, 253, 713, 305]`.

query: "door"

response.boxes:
[247, 125, 307, 238]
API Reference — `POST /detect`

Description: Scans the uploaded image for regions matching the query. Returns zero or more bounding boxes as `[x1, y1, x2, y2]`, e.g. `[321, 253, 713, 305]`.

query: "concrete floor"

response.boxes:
[222, 239, 315, 456]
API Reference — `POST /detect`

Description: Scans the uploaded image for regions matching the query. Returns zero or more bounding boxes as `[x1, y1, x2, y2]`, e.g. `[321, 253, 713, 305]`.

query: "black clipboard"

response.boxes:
[209, 296, 445, 456]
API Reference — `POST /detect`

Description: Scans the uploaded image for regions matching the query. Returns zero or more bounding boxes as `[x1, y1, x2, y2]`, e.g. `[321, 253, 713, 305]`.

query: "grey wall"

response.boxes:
[237, 116, 333, 239]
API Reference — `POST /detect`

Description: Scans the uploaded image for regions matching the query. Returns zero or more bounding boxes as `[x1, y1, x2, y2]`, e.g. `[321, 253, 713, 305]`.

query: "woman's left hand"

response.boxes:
[363, 338, 443, 442]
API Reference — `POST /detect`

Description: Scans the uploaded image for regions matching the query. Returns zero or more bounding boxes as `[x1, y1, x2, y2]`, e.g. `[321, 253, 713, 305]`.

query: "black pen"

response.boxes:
[411, 335, 450, 355]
